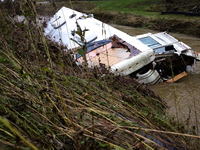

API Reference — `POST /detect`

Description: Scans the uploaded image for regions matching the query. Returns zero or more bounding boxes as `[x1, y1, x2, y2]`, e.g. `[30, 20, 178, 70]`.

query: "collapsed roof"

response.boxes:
[44, 6, 152, 52]
[44, 6, 200, 84]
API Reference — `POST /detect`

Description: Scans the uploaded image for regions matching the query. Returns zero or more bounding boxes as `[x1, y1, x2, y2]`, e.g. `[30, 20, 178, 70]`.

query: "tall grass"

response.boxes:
[91, 0, 157, 12]
[0, 1, 200, 149]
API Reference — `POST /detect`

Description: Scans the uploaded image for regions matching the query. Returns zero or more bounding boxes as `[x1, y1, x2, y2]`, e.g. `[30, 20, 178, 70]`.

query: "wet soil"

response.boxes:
[91, 11, 200, 37]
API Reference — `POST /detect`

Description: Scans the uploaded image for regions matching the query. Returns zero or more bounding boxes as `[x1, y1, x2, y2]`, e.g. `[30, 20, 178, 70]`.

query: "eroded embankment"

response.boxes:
[34, 1, 200, 37]
[0, 3, 200, 150]
[91, 11, 200, 37]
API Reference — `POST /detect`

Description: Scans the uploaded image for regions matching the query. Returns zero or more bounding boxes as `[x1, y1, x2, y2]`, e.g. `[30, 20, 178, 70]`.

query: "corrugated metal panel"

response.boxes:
[154, 32, 178, 45]
[173, 42, 190, 53]
[138, 32, 191, 54]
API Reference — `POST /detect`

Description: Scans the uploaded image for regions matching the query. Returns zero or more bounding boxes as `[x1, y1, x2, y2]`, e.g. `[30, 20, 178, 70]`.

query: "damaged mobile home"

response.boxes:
[44, 6, 200, 85]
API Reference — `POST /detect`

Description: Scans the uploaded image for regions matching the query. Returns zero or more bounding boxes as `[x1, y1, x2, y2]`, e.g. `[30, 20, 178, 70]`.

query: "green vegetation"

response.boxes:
[0, 0, 200, 149]
[92, 0, 157, 13]
[89, 0, 199, 17]
[34, 0, 200, 37]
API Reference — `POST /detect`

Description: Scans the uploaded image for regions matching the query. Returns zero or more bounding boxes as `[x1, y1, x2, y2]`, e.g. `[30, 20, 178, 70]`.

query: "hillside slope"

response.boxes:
[0, 2, 199, 150]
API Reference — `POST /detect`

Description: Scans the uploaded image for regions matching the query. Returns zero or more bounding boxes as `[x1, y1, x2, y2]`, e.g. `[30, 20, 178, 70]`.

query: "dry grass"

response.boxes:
[0, 1, 200, 150]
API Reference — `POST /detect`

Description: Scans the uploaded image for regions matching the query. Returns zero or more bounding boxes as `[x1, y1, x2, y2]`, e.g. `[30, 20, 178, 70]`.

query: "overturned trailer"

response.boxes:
[44, 6, 200, 85]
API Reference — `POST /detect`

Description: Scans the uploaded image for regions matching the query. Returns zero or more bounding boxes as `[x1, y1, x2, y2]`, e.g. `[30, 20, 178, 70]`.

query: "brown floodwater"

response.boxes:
[111, 24, 200, 126]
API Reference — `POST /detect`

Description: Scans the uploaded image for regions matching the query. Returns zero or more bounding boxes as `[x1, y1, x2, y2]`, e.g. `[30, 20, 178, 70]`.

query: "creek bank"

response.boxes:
[90, 11, 200, 37]
[1, 10, 198, 150]
[1, 2, 199, 149]
[35, 1, 200, 37]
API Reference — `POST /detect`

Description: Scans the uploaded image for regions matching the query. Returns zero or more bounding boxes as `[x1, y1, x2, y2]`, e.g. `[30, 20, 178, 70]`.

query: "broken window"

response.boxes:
[76, 39, 111, 59]
[154, 45, 174, 54]
[139, 36, 161, 48]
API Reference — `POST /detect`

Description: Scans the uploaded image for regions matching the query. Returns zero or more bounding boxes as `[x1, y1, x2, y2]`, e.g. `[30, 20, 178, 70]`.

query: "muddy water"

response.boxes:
[111, 24, 200, 125]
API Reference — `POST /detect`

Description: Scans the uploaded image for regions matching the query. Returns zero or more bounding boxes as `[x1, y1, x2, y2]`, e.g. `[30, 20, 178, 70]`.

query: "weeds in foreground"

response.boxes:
[0, 1, 200, 149]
